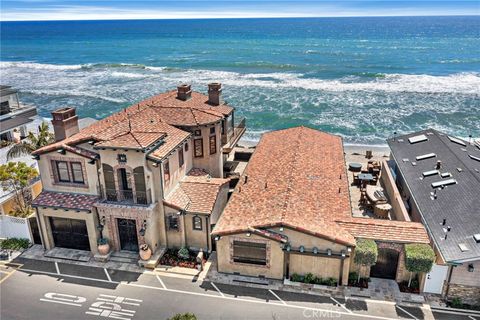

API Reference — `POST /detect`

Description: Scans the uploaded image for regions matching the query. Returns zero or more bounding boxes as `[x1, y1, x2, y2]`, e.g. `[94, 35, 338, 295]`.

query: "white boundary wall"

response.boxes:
[0, 215, 32, 241]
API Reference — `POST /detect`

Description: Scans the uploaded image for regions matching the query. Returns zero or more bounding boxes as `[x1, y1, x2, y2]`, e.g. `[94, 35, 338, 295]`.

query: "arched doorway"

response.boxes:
[370, 248, 399, 279]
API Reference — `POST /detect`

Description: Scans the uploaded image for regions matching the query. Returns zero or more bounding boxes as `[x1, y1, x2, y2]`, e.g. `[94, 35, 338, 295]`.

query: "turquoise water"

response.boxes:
[1, 17, 479, 144]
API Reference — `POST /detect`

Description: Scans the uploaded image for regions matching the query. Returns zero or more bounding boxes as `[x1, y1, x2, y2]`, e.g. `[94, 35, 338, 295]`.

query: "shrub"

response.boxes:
[304, 273, 315, 284]
[313, 276, 323, 285]
[354, 239, 378, 282]
[290, 273, 303, 282]
[97, 238, 108, 245]
[0, 238, 30, 250]
[349, 272, 358, 284]
[168, 313, 197, 320]
[177, 246, 190, 260]
[326, 277, 338, 287]
[405, 243, 435, 287]
[450, 297, 463, 308]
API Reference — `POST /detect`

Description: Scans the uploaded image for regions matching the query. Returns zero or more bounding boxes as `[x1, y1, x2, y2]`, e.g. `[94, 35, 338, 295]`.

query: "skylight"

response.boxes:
[416, 153, 436, 161]
[448, 136, 467, 146]
[469, 154, 480, 162]
[431, 179, 457, 188]
[408, 134, 428, 144]
[422, 170, 438, 177]
[441, 172, 452, 178]
[458, 243, 470, 252]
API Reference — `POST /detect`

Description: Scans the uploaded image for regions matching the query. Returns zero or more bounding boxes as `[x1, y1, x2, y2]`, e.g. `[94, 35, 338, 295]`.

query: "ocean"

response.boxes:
[1, 16, 479, 145]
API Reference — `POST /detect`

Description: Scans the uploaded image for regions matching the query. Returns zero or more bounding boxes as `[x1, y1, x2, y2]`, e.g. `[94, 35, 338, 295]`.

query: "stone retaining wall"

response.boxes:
[448, 284, 480, 306]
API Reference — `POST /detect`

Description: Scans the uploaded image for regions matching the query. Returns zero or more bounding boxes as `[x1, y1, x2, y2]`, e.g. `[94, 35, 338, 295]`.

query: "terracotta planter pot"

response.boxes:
[98, 243, 110, 255]
[139, 247, 152, 261]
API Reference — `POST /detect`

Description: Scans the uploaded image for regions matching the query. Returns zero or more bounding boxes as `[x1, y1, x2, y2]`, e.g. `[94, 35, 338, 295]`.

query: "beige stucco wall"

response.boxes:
[450, 260, 480, 286]
[161, 140, 193, 197]
[38, 150, 99, 195]
[36, 206, 99, 254]
[190, 123, 223, 178]
[164, 205, 185, 249]
[380, 160, 410, 221]
[216, 234, 285, 280]
[289, 254, 343, 279]
[210, 184, 229, 225]
[279, 228, 348, 252]
[184, 213, 209, 251]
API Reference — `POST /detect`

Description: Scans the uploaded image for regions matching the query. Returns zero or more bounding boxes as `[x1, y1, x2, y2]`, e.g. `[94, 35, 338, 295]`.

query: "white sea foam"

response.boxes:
[0, 61, 83, 70]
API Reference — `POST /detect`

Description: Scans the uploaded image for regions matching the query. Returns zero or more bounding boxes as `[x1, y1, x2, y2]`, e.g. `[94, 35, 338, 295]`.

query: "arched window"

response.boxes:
[192, 216, 202, 230]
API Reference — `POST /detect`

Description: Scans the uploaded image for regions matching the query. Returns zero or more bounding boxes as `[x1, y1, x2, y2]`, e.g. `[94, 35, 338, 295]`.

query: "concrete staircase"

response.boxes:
[109, 251, 139, 264]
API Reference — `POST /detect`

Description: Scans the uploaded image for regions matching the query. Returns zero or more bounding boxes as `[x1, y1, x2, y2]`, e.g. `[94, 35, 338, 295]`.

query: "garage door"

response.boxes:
[50, 217, 90, 251]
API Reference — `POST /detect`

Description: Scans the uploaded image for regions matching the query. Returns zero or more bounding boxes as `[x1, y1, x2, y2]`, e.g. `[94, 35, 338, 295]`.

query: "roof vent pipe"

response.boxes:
[436, 160, 442, 170]
[442, 218, 446, 226]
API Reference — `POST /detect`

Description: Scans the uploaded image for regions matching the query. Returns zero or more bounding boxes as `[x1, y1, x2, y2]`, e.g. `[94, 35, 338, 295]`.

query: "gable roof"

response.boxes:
[164, 168, 229, 214]
[213, 126, 431, 247]
[387, 129, 480, 263]
[212, 126, 356, 245]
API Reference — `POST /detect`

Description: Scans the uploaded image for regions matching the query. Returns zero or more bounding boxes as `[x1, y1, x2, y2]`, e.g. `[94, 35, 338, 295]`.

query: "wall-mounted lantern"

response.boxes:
[139, 220, 147, 237]
[468, 264, 475, 272]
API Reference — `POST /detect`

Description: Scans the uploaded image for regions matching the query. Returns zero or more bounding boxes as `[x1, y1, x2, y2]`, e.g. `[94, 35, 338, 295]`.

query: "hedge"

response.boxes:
[354, 239, 378, 266]
[404, 243, 435, 273]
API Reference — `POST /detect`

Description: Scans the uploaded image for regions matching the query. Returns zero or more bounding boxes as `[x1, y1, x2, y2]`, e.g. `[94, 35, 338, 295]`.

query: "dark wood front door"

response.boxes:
[50, 217, 90, 251]
[117, 218, 138, 252]
[370, 248, 399, 279]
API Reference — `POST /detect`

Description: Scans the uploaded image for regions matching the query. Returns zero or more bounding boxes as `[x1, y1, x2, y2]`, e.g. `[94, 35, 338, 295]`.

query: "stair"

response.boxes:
[109, 251, 138, 264]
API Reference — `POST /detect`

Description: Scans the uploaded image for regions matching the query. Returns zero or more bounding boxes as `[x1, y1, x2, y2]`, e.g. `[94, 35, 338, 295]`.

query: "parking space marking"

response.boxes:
[396, 305, 418, 320]
[469, 316, 477, 320]
[331, 297, 353, 314]
[14, 266, 410, 320]
[104, 268, 112, 282]
[39, 298, 84, 307]
[54, 262, 60, 275]
[268, 289, 286, 305]
[211, 282, 224, 297]
[155, 274, 167, 289]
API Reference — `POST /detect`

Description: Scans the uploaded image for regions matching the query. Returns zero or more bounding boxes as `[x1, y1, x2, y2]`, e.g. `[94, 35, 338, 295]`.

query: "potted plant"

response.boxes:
[139, 243, 152, 261]
[97, 237, 110, 255]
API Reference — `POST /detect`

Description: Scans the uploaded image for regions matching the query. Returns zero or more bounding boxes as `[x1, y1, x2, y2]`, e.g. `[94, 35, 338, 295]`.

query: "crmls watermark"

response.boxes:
[303, 308, 342, 318]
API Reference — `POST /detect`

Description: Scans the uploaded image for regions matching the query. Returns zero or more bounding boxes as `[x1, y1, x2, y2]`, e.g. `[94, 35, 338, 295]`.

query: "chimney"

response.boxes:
[177, 84, 192, 101]
[51, 107, 79, 142]
[208, 82, 222, 106]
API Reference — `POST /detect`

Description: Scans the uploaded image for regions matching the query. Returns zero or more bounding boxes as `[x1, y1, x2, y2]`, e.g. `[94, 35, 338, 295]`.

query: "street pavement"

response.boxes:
[0, 257, 478, 320]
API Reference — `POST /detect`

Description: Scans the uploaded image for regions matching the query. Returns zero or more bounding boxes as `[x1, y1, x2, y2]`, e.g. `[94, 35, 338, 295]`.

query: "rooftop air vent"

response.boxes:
[441, 172, 452, 178]
[422, 170, 438, 177]
[409, 134, 428, 144]
[431, 179, 457, 188]
[448, 136, 467, 146]
[458, 243, 470, 252]
[416, 153, 436, 161]
[474, 234, 480, 243]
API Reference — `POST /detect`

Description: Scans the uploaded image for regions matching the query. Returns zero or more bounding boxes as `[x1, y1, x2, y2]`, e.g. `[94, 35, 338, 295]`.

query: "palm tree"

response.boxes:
[7, 122, 55, 160]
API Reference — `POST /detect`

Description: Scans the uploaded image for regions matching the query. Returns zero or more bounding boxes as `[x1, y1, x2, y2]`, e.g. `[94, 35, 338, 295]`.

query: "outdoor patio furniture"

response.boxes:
[366, 185, 387, 204]
[349, 162, 362, 172]
[374, 203, 392, 219]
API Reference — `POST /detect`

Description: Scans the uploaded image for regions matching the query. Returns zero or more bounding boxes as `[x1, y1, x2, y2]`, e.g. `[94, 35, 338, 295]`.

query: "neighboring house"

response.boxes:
[212, 127, 429, 286]
[0, 85, 37, 143]
[31, 83, 245, 258]
[387, 129, 480, 305]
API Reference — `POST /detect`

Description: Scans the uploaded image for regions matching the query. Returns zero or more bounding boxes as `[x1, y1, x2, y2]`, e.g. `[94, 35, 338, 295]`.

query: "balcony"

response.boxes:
[103, 188, 152, 206]
[0, 104, 37, 133]
[222, 117, 246, 154]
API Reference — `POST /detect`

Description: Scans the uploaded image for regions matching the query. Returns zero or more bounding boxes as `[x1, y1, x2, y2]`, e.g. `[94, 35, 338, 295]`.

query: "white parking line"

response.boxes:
[54, 262, 60, 275]
[396, 305, 418, 320]
[18, 267, 402, 320]
[468, 316, 477, 320]
[211, 282, 224, 297]
[103, 268, 112, 282]
[268, 289, 286, 305]
[155, 274, 167, 289]
[331, 297, 353, 314]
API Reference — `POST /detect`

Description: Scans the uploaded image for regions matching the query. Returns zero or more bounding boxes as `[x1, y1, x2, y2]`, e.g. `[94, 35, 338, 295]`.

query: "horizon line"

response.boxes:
[2, 14, 479, 22]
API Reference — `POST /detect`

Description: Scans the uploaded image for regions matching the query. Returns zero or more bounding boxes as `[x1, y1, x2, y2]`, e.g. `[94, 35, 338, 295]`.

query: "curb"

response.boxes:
[430, 305, 480, 316]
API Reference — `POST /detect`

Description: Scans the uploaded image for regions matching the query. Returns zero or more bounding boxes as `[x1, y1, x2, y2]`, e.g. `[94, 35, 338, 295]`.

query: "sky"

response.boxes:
[1, 1, 479, 21]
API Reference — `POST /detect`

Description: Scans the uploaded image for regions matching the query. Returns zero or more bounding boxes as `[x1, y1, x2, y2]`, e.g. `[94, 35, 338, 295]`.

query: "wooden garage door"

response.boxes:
[370, 248, 399, 279]
[50, 217, 90, 251]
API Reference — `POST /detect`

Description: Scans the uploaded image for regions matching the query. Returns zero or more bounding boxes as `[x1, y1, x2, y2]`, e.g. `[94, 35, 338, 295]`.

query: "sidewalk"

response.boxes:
[204, 252, 427, 307]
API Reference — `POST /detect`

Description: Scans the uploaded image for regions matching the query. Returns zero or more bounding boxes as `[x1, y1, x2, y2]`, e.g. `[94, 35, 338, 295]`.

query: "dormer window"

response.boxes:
[56, 161, 70, 182]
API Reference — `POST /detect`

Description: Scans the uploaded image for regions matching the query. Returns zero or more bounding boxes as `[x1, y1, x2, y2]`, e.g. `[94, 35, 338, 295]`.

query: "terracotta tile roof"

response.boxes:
[139, 90, 233, 126]
[336, 218, 430, 244]
[33, 88, 230, 157]
[213, 126, 431, 246]
[164, 169, 229, 214]
[34, 105, 190, 159]
[212, 126, 356, 245]
[32, 191, 99, 211]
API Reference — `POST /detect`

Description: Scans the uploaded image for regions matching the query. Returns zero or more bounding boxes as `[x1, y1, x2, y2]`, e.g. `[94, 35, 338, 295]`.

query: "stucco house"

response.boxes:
[31, 83, 245, 261]
[212, 127, 430, 286]
[387, 129, 480, 306]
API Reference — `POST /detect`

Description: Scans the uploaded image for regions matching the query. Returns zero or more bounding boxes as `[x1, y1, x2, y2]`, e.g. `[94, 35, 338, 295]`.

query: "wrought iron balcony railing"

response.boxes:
[103, 188, 152, 205]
